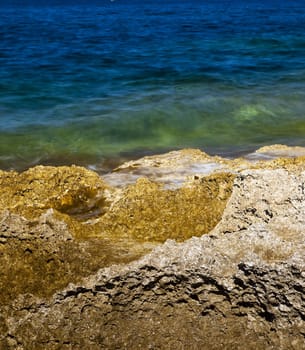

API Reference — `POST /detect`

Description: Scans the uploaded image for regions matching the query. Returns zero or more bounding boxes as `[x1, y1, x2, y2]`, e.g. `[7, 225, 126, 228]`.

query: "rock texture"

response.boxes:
[0, 165, 109, 219]
[0, 145, 305, 349]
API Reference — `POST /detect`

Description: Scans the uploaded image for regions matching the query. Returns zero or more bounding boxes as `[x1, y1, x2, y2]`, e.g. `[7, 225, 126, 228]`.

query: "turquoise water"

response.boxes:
[1, 0, 305, 170]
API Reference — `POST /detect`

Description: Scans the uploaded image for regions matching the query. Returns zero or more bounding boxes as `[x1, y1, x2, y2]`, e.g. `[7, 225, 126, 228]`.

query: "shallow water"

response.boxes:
[1, 0, 305, 170]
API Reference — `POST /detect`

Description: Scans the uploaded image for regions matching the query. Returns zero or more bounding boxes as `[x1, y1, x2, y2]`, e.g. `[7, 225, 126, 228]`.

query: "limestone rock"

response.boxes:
[0, 145, 305, 349]
[0, 165, 109, 219]
[98, 173, 234, 242]
[103, 148, 246, 188]
[254, 143, 305, 159]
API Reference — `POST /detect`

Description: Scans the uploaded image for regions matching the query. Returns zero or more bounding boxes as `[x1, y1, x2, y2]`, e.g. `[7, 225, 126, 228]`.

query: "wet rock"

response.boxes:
[253, 143, 305, 159]
[103, 148, 247, 188]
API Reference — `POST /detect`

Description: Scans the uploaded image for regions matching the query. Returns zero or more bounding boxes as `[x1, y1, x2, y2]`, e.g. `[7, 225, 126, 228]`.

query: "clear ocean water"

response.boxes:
[1, 0, 305, 171]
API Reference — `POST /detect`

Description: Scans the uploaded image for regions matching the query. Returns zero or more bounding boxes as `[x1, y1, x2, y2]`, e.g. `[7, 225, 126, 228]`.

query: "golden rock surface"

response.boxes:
[0, 165, 108, 219]
[1, 145, 305, 350]
[0, 164, 234, 243]
[98, 173, 234, 242]
[0, 145, 304, 243]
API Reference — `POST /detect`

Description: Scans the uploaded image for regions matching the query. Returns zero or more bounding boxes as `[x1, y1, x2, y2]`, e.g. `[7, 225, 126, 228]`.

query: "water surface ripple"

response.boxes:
[1, 0, 305, 170]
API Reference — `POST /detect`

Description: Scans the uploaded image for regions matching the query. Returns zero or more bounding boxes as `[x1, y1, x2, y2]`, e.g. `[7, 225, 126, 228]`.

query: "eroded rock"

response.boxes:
[98, 173, 234, 242]
[103, 148, 247, 188]
[0, 165, 109, 219]
[0, 209, 154, 310]
[0, 145, 305, 349]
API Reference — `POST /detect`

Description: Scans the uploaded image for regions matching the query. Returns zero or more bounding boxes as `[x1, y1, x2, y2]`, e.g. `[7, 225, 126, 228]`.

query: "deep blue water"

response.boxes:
[1, 0, 305, 170]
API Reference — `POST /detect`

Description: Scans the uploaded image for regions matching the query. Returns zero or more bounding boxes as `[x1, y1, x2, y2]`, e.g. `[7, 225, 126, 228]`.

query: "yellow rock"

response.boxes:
[0, 145, 303, 245]
[0, 165, 109, 219]
[97, 173, 235, 242]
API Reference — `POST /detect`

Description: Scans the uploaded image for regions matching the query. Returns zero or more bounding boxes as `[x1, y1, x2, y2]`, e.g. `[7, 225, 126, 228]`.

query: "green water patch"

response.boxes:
[1, 92, 305, 170]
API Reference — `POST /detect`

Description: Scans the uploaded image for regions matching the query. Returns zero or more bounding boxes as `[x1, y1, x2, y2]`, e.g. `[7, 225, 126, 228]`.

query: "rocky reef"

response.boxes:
[0, 145, 305, 349]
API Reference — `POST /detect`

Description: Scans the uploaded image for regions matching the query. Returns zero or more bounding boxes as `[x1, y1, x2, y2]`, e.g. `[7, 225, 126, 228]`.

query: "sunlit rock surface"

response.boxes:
[103, 148, 247, 188]
[248, 143, 305, 160]
[0, 145, 305, 349]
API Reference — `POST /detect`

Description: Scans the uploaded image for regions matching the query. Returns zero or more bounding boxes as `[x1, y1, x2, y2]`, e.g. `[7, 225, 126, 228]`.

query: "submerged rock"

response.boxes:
[0, 145, 305, 349]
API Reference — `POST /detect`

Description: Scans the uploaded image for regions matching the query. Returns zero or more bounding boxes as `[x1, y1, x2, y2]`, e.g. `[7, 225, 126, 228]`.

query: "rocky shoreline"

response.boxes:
[1, 145, 305, 349]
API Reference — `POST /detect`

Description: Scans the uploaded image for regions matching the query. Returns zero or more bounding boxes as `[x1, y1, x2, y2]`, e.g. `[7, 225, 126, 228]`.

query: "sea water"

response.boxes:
[1, 0, 305, 170]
